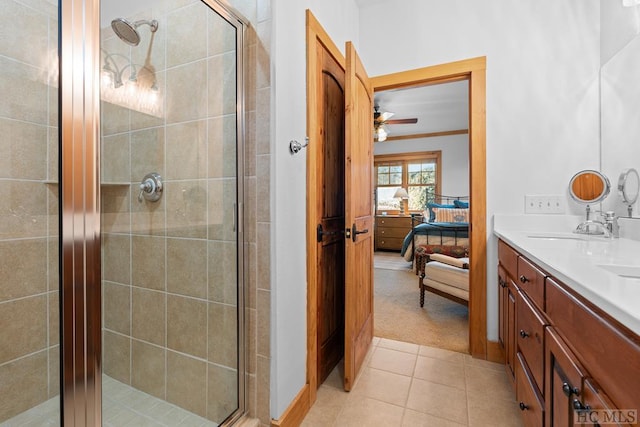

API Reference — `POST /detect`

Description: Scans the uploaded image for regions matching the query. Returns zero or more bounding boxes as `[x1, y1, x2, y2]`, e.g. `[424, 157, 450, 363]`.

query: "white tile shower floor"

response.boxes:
[0, 375, 218, 427]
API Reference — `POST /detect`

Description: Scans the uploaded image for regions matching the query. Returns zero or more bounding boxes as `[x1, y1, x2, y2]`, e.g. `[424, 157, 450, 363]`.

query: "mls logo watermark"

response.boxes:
[575, 409, 638, 425]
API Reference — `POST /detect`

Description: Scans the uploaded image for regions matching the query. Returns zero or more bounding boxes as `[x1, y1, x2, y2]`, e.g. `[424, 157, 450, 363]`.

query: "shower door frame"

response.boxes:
[59, 0, 248, 424]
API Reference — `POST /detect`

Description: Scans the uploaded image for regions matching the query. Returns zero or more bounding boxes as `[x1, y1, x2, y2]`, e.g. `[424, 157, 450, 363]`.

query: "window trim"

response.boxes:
[374, 151, 442, 215]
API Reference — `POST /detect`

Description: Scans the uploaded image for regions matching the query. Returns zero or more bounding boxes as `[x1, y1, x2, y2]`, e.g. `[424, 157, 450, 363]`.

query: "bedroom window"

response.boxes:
[374, 151, 441, 214]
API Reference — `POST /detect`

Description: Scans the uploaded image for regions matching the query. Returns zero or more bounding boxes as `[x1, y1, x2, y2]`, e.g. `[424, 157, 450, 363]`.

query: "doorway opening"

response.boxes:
[372, 78, 470, 353]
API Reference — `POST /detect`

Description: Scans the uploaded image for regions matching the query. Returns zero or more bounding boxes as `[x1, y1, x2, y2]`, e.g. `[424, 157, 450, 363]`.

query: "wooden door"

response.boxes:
[315, 43, 346, 385]
[343, 41, 374, 391]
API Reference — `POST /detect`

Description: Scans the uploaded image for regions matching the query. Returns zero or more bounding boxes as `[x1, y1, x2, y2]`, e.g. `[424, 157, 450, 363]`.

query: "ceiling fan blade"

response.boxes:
[385, 118, 418, 125]
[380, 111, 394, 121]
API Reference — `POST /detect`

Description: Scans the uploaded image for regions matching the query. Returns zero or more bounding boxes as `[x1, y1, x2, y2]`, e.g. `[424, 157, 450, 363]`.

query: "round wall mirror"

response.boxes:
[569, 170, 611, 204]
[618, 168, 639, 216]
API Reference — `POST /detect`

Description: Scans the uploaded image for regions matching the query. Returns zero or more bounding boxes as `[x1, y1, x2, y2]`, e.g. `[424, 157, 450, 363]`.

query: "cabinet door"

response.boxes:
[545, 327, 586, 427]
[578, 378, 628, 427]
[498, 265, 507, 348]
[506, 278, 517, 382]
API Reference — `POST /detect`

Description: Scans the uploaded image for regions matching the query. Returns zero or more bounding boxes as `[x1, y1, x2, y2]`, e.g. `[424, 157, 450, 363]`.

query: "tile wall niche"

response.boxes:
[100, 0, 271, 425]
[0, 0, 59, 422]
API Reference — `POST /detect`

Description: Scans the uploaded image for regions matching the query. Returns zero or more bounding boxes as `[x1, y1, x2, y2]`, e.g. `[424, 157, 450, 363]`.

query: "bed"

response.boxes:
[399, 195, 470, 263]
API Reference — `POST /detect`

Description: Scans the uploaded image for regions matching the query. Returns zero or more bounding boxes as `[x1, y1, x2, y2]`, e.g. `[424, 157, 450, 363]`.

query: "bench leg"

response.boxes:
[419, 279, 425, 307]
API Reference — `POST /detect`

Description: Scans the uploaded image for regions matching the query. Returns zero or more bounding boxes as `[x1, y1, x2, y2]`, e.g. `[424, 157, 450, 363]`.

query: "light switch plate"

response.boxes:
[525, 195, 565, 214]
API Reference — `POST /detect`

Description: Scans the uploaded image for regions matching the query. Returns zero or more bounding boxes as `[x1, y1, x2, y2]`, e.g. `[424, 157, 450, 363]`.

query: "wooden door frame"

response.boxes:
[305, 10, 487, 407]
[370, 57, 487, 360]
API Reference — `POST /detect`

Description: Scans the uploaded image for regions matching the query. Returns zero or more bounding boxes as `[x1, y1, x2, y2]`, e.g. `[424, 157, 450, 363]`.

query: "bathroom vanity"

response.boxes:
[494, 216, 640, 426]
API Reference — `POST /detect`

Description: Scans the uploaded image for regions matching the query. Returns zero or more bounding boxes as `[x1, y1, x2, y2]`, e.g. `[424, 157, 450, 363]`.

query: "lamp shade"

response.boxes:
[393, 187, 409, 199]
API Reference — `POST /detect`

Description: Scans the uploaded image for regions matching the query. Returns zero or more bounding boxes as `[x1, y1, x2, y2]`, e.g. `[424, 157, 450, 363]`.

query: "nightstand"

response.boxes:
[374, 215, 413, 251]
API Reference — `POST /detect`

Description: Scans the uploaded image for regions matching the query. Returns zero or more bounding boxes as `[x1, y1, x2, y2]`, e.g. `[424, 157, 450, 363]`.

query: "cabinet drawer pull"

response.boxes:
[519, 329, 530, 338]
[519, 402, 529, 411]
[572, 399, 587, 411]
[562, 382, 579, 397]
[519, 275, 529, 284]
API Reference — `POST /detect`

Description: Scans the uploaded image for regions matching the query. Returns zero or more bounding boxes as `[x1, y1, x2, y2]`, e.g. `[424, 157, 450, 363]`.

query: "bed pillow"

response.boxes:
[431, 207, 469, 223]
[453, 200, 469, 209]
[425, 202, 455, 222]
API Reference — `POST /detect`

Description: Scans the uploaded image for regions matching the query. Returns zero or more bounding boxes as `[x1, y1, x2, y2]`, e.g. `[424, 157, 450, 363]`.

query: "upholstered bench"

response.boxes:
[416, 252, 469, 307]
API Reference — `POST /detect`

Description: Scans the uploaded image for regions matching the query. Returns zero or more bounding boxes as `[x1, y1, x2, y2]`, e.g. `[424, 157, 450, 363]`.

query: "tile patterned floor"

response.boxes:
[302, 337, 524, 427]
[0, 375, 217, 427]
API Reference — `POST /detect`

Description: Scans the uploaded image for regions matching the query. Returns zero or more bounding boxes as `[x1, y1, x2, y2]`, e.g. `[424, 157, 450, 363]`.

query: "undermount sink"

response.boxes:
[526, 232, 607, 241]
[598, 264, 640, 279]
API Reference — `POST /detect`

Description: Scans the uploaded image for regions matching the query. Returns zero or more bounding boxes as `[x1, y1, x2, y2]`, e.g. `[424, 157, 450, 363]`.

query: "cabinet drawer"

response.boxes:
[376, 227, 409, 239]
[375, 237, 404, 250]
[546, 278, 640, 413]
[516, 352, 544, 427]
[498, 239, 518, 279]
[516, 290, 547, 393]
[517, 256, 546, 310]
[377, 216, 412, 228]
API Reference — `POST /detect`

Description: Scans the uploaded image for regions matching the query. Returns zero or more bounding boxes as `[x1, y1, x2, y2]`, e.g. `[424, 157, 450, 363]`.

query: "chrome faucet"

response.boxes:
[575, 220, 611, 237]
[574, 211, 618, 238]
[603, 211, 619, 238]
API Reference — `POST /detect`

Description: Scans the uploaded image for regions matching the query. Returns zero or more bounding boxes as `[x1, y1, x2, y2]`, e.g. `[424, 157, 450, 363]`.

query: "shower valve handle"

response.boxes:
[138, 173, 163, 203]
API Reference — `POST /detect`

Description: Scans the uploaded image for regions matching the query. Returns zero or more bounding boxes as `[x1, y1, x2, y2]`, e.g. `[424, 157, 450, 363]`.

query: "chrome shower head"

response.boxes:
[111, 18, 158, 46]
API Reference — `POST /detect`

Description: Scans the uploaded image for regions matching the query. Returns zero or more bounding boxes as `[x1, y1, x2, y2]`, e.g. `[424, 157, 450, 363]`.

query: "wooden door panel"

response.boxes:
[318, 237, 344, 382]
[344, 41, 374, 391]
[316, 45, 346, 385]
[322, 67, 346, 220]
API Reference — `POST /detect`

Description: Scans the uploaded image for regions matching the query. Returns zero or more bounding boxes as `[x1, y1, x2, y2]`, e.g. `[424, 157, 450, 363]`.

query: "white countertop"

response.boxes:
[493, 214, 640, 336]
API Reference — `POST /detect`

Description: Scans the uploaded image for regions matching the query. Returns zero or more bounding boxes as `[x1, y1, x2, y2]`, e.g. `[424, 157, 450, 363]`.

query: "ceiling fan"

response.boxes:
[373, 106, 418, 141]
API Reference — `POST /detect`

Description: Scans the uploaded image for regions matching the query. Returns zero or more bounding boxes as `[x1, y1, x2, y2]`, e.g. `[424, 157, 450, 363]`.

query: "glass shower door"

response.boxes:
[100, 0, 244, 425]
[0, 0, 60, 425]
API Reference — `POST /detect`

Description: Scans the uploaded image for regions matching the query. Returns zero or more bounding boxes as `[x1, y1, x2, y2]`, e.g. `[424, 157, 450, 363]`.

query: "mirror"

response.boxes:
[618, 168, 640, 217]
[600, 2, 640, 218]
[569, 170, 611, 204]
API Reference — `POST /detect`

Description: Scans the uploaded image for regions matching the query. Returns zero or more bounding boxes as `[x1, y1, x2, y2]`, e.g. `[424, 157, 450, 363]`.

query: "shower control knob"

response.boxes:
[138, 172, 163, 203]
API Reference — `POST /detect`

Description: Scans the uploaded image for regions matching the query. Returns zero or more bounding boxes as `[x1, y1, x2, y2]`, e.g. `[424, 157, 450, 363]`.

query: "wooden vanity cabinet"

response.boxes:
[497, 239, 640, 427]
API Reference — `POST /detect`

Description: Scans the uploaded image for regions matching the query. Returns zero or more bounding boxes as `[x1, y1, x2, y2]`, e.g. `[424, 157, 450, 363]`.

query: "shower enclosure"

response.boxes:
[0, 0, 247, 425]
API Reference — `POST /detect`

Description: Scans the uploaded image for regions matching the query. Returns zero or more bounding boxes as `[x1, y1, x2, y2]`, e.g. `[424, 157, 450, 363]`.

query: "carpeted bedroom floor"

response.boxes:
[373, 252, 469, 354]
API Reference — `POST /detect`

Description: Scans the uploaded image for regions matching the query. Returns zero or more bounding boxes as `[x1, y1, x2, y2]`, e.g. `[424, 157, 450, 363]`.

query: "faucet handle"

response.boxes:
[604, 211, 616, 221]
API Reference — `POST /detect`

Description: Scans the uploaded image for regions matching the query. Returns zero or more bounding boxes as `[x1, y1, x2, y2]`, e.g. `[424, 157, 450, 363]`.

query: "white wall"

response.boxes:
[373, 135, 469, 197]
[271, 0, 359, 418]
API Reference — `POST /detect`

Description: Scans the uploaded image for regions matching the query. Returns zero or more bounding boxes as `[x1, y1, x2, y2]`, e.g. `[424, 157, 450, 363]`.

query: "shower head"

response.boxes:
[111, 18, 158, 46]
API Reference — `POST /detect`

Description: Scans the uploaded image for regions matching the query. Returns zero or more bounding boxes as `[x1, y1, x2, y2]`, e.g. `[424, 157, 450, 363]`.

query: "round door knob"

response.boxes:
[519, 275, 529, 284]
[519, 402, 529, 411]
[519, 329, 530, 338]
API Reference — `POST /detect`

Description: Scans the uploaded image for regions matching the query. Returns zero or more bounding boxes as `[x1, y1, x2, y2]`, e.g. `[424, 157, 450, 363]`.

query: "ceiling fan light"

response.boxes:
[377, 127, 387, 142]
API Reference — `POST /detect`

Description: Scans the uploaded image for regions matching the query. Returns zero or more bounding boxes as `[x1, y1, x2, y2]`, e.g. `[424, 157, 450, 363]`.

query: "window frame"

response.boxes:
[374, 151, 442, 215]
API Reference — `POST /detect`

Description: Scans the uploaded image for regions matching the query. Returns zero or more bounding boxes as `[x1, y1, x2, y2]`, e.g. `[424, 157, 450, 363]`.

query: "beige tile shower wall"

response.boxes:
[0, 0, 59, 422]
[100, 0, 270, 424]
